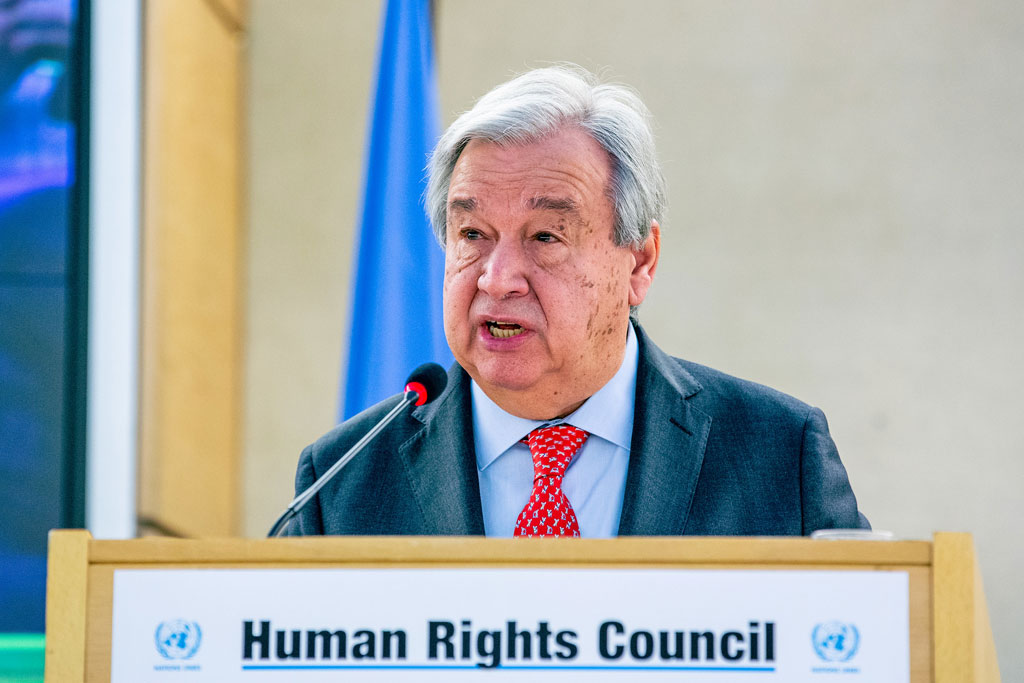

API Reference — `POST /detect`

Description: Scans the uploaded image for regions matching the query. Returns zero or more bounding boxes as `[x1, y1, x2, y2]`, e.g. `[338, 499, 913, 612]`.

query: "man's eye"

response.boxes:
[535, 232, 558, 243]
[462, 229, 483, 240]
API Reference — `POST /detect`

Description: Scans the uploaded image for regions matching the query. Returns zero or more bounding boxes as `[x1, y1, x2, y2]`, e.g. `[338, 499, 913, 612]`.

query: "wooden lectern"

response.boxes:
[45, 530, 999, 682]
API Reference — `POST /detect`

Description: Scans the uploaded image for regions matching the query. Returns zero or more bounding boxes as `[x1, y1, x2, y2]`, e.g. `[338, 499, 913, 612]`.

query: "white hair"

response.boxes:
[426, 65, 666, 250]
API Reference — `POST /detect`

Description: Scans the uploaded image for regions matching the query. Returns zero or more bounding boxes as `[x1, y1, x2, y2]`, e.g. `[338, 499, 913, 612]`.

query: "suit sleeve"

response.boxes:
[799, 407, 871, 534]
[281, 444, 325, 536]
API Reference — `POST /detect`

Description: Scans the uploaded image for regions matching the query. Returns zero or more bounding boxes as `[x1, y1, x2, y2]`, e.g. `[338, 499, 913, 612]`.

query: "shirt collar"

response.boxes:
[471, 324, 639, 471]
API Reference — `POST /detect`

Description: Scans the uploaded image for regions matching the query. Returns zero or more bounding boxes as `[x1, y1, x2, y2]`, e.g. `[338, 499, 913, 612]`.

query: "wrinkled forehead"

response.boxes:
[447, 130, 614, 214]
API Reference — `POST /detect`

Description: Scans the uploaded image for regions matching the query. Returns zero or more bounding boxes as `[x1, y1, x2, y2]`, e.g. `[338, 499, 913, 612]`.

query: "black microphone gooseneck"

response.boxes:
[267, 363, 448, 537]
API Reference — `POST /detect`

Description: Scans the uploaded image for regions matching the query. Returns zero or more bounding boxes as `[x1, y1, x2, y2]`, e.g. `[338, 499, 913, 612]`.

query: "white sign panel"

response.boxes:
[111, 568, 909, 682]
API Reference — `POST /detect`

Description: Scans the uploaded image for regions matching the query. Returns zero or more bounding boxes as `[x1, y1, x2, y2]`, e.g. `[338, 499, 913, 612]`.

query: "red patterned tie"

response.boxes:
[514, 424, 588, 537]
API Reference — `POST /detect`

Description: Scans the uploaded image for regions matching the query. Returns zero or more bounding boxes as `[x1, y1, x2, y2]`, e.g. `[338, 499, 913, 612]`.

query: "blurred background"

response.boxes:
[1, 0, 1021, 678]
[1, 0, 83, 631]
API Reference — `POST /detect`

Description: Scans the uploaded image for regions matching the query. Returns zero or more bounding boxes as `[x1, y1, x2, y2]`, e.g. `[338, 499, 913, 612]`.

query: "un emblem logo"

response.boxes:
[155, 619, 202, 660]
[812, 621, 860, 662]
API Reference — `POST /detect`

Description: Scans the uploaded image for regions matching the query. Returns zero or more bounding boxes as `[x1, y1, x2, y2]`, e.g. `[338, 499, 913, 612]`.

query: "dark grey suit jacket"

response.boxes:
[288, 326, 868, 536]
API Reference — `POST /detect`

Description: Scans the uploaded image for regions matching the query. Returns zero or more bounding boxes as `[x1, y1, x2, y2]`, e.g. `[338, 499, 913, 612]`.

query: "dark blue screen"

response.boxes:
[0, 0, 79, 633]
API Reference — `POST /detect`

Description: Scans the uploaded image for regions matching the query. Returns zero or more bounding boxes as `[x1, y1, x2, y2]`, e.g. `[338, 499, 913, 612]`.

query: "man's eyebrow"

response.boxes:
[448, 197, 477, 213]
[528, 196, 580, 214]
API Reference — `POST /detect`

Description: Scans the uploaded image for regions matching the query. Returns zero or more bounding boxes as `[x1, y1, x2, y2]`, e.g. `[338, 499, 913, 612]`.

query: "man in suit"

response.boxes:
[288, 66, 867, 537]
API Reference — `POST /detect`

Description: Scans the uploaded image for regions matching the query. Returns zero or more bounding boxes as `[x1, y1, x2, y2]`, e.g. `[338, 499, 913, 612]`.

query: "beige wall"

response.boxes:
[243, 0, 379, 537]
[245, 1, 1023, 676]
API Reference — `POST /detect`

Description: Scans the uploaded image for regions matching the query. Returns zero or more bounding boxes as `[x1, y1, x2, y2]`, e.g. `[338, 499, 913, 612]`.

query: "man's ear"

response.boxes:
[628, 220, 660, 307]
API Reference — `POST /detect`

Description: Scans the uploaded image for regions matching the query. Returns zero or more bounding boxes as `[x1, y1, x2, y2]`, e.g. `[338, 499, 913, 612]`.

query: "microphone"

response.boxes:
[267, 363, 448, 537]
[403, 362, 448, 407]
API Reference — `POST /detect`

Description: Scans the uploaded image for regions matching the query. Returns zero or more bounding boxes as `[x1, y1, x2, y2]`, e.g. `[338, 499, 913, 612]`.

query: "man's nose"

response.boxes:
[477, 240, 529, 298]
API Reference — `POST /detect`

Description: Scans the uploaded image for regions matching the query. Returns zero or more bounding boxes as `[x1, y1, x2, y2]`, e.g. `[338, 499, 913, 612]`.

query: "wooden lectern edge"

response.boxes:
[45, 529, 90, 683]
[85, 534, 933, 567]
[932, 532, 1001, 683]
[973, 565, 1000, 682]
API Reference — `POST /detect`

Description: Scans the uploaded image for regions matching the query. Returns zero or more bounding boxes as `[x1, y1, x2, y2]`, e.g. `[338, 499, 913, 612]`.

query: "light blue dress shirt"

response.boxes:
[472, 325, 639, 537]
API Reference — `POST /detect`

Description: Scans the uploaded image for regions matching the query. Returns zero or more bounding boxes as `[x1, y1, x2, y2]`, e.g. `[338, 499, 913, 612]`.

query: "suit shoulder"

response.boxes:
[636, 325, 815, 422]
[671, 356, 815, 421]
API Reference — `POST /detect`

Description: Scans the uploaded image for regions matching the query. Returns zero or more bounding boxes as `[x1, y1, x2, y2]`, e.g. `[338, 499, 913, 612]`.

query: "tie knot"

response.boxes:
[522, 424, 589, 480]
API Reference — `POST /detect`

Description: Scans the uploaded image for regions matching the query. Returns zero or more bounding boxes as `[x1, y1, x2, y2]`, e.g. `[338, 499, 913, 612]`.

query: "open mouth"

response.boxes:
[485, 321, 525, 339]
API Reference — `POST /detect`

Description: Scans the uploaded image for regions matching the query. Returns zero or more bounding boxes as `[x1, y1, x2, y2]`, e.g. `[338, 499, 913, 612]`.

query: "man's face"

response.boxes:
[442, 127, 659, 420]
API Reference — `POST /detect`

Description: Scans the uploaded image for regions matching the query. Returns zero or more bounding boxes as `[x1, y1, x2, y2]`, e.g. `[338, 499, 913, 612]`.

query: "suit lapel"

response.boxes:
[618, 326, 711, 536]
[398, 366, 486, 535]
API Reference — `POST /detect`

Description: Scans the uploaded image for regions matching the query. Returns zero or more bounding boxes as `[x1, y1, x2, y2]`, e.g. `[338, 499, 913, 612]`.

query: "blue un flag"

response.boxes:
[342, 0, 452, 419]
